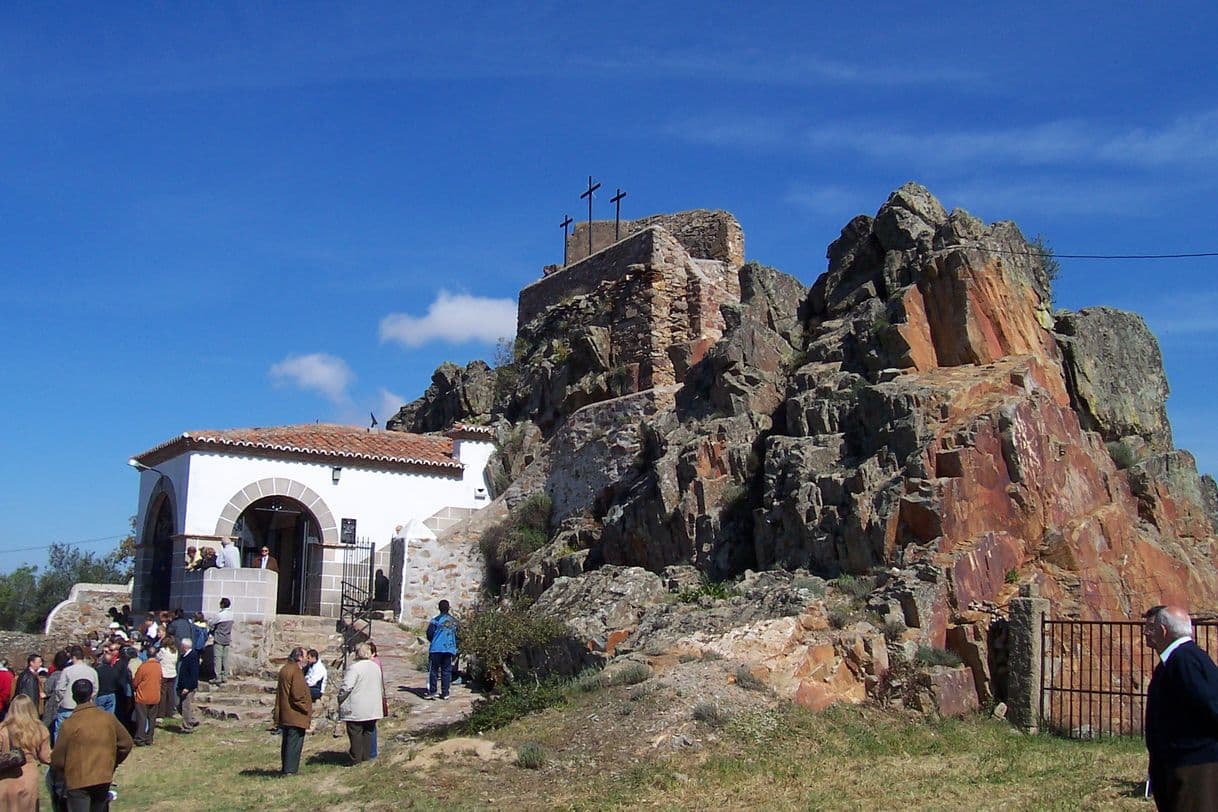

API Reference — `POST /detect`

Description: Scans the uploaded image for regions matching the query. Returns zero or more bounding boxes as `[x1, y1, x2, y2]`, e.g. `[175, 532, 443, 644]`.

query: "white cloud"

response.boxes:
[379, 290, 516, 348]
[268, 353, 354, 403]
[376, 388, 406, 422]
[581, 50, 980, 88]
[666, 109, 1218, 171]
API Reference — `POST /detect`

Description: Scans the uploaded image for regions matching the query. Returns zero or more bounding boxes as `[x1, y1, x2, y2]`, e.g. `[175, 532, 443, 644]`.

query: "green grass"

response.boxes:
[70, 691, 1149, 811]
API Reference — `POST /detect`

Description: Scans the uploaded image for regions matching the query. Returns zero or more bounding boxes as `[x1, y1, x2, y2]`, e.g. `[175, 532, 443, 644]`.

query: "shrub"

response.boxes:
[572, 667, 604, 693]
[479, 493, 554, 591]
[1004, 568, 1019, 584]
[881, 619, 906, 643]
[1106, 440, 1136, 470]
[692, 701, 729, 728]
[832, 574, 875, 603]
[828, 609, 855, 630]
[677, 577, 736, 604]
[515, 741, 547, 769]
[602, 662, 651, 687]
[465, 677, 568, 732]
[734, 665, 766, 692]
[914, 645, 962, 668]
[459, 601, 565, 689]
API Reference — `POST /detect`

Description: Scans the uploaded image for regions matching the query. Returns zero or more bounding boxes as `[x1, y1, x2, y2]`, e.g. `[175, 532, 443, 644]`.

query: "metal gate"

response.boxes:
[339, 538, 375, 668]
[1041, 617, 1218, 737]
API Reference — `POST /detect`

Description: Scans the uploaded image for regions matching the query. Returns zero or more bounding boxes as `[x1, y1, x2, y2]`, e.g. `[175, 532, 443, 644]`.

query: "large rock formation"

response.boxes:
[389, 185, 1218, 709]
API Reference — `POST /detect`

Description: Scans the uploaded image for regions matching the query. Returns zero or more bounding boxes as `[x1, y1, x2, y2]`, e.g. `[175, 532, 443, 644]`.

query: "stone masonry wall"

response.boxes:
[565, 209, 745, 267]
[44, 582, 132, 639]
[520, 226, 741, 393]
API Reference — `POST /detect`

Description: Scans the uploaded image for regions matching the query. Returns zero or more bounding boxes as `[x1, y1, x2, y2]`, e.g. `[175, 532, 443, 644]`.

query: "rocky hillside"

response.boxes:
[390, 183, 1218, 710]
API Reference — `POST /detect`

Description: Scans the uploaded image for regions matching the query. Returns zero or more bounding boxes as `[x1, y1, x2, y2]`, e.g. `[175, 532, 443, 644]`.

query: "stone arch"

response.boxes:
[143, 476, 180, 538]
[213, 478, 338, 545]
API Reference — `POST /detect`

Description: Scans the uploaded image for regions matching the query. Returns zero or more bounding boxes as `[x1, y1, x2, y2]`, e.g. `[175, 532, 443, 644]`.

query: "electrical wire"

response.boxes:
[1, 534, 129, 555]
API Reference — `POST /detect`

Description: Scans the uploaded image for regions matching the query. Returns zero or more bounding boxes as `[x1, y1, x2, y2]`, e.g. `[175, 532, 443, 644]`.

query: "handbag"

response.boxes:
[0, 747, 25, 770]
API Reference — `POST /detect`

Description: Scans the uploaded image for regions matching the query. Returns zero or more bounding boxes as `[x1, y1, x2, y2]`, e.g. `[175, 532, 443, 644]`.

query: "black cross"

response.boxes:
[559, 214, 573, 265]
[580, 175, 601, 257]
[610, 188, 627, 240]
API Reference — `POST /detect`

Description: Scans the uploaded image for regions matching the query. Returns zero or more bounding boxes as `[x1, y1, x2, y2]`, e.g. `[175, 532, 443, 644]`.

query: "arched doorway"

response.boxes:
[145, 494, 175, 611]
[233, 496, 322, 615]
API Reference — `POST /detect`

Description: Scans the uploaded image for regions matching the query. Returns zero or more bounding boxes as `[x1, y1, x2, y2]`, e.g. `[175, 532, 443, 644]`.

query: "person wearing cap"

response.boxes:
[50, 679, 132, 810]
[106, 622, 129, 643]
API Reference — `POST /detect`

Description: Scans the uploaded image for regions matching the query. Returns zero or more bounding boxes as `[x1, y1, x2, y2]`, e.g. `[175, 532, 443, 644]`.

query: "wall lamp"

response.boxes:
[128, 458, 166, 477]
[331, 466, 342, 485]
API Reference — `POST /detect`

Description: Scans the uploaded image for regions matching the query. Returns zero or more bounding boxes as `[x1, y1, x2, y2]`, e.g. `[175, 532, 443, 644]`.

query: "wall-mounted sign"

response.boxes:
[341, 518, 357, 544]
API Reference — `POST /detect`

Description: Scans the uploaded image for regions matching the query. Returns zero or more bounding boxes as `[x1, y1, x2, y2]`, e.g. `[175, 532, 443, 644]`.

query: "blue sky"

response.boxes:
[2, 3, 1216, 572]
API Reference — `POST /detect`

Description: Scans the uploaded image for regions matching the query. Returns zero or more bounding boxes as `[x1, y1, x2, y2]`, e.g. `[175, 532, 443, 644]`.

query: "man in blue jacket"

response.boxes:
[1143, 604, 1218, 810]
[425, 600, 458, 700]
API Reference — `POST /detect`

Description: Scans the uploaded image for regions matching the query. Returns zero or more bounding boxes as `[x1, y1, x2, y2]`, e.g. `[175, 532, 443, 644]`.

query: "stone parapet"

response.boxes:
[178, 568, 278, 623]
[565, 209, 744, 267]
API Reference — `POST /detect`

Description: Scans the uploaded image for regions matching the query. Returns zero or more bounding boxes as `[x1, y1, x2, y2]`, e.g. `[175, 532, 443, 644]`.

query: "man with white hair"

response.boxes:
[219, 537, 242, 570]
[1143, 604, 1218, 810]
[177, 636, 200, 732]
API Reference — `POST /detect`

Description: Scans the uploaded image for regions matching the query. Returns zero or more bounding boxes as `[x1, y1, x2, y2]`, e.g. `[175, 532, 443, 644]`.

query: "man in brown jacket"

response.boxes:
[273, 647, 312, 775]
[131, 648, 162, 746]
[51, 679, 133, 810]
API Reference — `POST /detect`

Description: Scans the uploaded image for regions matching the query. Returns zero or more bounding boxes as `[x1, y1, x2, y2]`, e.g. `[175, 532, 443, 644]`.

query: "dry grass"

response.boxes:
[58, 693, 1149, 810]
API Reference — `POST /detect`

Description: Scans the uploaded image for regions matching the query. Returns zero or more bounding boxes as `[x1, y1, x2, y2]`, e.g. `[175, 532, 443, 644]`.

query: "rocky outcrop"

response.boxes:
[1055, 307, 1173, 455]
[387, 360, 496, 433]
[391, 184, 1216, 713]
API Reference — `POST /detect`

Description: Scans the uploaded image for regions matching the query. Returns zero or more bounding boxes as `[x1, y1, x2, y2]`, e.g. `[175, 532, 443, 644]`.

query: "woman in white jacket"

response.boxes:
[337, 643, 384, 763]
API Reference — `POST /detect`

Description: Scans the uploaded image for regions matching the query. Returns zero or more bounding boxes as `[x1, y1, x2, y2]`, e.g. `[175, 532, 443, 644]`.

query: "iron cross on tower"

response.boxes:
[610, 188, 627, 240]
[559, 214, 573, 265]
[580, 175, 601, 257]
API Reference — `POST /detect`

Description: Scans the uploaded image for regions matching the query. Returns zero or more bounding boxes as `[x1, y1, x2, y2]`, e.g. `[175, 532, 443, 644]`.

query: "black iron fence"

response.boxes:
[1041, 617, 1218, 738]
[339, 538, 375, 668]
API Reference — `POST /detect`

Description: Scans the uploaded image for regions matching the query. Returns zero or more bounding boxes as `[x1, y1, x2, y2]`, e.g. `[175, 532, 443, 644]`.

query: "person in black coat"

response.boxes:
[1143, 604, 1218, 811]
[177, 638, 201, 732]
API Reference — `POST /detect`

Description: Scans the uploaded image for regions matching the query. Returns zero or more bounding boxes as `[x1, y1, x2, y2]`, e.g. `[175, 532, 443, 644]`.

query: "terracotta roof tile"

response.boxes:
[134, 424, 462, 473]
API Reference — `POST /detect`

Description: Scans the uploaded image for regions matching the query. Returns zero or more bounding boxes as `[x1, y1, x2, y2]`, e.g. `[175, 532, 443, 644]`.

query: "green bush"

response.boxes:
[828, 609, 856, 630]
[479, 493, 554, 591]
[602, 662, 651, 687]
[572, 667, 604, 693]
[734, 665, 766, 691]
[1106, 441, 1136, 470]
[881, 619, 906, 643]
[832, 574, 875, 603]
[914, 645, 962, 668]
[515, 741, 547, 769]
[1004, 568, 1019, 584]
[459, 601, 565, 689]
[677, 577, 736, 604]
[692, 701, 729, 728]
[465, 677, 568, 732]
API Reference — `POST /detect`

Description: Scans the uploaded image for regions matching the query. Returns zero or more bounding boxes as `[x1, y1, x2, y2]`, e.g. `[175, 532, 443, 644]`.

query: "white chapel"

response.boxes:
[129, 423, 495, 621]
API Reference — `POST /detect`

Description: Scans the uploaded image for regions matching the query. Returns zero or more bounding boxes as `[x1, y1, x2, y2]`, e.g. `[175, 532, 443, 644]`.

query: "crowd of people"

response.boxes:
[0, 598, 236, 809]
[0, 595, 462, 805]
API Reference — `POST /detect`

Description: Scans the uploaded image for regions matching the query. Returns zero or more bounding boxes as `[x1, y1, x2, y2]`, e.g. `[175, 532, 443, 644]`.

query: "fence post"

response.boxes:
[1008, 582, 1049, 733]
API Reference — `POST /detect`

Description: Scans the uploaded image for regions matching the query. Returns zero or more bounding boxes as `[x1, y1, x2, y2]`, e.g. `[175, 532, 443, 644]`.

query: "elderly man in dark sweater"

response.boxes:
[177, 637, 201, 732]
[1144, 604, 1218, 810]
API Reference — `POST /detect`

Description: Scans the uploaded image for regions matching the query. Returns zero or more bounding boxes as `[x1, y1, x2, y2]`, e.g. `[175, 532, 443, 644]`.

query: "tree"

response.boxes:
[0, 531, 131, 633]
[1030, 234, 1060, 303]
